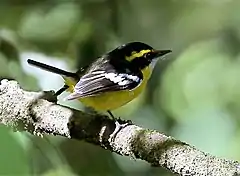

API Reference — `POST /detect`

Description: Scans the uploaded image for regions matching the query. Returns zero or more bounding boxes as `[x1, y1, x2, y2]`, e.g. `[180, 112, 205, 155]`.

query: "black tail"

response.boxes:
[27, 59, 78, 79]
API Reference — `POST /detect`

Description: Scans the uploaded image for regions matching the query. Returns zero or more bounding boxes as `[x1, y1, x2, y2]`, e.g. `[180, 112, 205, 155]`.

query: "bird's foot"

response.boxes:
[109, 120, 131, 143]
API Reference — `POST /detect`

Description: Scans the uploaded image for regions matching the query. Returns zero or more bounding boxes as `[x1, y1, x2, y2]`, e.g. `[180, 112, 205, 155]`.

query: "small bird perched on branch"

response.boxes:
[27, 42, 171, 119]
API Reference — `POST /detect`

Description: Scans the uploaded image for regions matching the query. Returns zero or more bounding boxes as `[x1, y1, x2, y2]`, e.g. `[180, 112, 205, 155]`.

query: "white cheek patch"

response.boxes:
[149, 58, 159, 69]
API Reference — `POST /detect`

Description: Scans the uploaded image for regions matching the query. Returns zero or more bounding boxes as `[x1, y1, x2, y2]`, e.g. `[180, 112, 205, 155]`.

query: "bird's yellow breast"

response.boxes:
[64, 67, 151, 111]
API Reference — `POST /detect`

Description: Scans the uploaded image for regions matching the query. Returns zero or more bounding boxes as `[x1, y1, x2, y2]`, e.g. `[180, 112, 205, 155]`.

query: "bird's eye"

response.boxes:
[144, 52, 152, 58]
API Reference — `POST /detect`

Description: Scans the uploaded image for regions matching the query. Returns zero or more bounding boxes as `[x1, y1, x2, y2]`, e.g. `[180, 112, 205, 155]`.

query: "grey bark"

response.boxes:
[0, 79, 239, 176]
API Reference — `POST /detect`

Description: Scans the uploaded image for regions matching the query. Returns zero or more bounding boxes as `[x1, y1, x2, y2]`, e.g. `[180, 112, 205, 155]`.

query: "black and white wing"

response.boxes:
[66, 69, 143, 100]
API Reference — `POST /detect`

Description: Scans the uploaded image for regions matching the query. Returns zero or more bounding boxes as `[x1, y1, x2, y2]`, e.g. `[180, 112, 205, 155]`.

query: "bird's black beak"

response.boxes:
[153, 49, 172, 58]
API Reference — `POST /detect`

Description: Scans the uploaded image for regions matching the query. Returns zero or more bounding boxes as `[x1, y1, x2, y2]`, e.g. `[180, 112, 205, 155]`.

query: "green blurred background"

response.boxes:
[0, 0, 240, 175]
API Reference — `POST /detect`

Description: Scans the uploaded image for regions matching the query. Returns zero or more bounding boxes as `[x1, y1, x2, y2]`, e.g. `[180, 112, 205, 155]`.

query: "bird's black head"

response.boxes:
[111, 42, 171, 69]
[116, 42, 154, 56]
[106, 42, 171, 73]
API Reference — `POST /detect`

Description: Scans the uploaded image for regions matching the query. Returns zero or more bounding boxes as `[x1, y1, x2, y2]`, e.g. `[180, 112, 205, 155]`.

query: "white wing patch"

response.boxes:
[104, 72, 141, 86]
[66, 70, 142, 100]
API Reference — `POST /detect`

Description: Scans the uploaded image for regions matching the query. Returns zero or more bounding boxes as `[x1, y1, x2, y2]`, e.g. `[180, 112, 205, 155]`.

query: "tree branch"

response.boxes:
[0, 79, 239, 176]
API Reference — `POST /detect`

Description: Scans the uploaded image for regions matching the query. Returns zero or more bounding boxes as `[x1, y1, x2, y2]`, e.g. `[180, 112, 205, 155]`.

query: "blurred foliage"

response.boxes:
[0, 0, 240, 176]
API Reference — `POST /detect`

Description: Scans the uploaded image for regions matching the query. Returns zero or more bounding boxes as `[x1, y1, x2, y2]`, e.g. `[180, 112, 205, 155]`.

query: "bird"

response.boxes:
[27, 42, 171, 119]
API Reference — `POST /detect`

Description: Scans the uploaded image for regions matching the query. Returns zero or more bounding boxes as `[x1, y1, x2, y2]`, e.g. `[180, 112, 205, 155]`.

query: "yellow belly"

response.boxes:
[80, 82, 146, 110]
[64, 67, 151, 111]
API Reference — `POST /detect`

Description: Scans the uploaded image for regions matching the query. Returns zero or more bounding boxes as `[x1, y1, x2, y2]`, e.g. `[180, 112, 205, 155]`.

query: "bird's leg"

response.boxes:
[107, 110, 132, 123]
[106, 111, 133, 142]
[54, 85, 69, 96]
[107, 110, 116, 120]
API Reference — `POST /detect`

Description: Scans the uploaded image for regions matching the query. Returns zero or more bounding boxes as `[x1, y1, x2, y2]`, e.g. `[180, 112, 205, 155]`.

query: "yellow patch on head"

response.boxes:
[125, 49, 151, 61]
